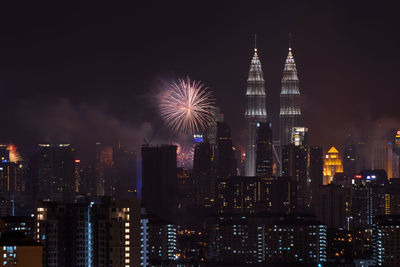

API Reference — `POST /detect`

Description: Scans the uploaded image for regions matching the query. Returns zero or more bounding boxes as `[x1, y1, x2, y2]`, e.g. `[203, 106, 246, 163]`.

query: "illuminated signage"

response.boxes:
[193, 134, 203, 143]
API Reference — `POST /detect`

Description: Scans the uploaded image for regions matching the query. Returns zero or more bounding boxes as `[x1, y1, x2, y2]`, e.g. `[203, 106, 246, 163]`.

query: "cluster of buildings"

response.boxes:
[0, 44, 400, 266]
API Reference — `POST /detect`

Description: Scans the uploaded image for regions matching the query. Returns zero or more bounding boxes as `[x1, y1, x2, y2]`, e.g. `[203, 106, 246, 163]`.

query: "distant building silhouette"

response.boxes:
[141, 145, 177, 221]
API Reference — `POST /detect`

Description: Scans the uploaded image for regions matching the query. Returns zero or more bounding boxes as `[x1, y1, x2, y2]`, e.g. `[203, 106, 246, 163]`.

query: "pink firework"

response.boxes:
[159, 77, 215, 134]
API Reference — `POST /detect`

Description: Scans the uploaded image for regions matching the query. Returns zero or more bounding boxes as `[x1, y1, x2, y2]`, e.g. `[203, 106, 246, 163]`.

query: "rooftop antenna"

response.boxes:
[289, 33, 292, 51]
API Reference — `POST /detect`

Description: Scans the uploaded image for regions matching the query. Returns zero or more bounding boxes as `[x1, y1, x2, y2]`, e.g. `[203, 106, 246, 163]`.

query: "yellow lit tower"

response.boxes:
[323, 146, 344, 185]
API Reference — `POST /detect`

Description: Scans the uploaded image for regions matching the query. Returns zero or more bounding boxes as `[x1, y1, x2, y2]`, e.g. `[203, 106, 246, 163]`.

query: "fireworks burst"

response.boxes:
[7, 144, 22, 162]
[159, 77, 215, 134]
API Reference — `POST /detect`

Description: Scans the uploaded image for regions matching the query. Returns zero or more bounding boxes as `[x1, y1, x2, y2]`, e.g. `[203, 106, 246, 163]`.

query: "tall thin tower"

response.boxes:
[279, 44, 301, 148]
[245, 37, 267, 176]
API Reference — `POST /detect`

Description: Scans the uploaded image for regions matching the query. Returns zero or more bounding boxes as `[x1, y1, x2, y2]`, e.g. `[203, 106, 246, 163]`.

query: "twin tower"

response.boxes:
[244, 43, 302, 176]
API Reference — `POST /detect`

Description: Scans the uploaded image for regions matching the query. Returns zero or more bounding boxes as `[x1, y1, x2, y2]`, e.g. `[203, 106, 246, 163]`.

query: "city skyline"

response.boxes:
[1, 2, 400, 266]
[0, 2, 399, 153]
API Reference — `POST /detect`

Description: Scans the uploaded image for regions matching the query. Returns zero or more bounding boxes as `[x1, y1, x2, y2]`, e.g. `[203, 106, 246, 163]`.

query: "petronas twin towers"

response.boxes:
[245, 42, 301, 177]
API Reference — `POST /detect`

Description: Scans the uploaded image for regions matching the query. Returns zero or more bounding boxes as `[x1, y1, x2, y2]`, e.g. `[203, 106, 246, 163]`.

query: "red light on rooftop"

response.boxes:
[75, 159, 81, 163]
[354, 175, 362, 179]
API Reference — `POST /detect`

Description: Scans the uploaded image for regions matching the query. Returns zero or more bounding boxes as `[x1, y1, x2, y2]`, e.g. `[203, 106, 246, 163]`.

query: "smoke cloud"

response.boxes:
[4, 98, 153, 154]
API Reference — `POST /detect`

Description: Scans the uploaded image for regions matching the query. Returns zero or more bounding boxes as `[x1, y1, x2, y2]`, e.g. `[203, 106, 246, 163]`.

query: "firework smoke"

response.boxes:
[158, 77, 215, 135]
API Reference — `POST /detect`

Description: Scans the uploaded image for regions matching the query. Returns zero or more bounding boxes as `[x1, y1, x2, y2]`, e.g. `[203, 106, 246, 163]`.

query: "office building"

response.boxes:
[216, 122, 236, 178]
[255, 122, 273, 178]
[282, 144, 309, 211]
[35, 144, 75, 202]
[316, 184, 351, 228]
[193, 142, 215, 207]
[323, 146, 344, 185]
[35, 197, 141, 267]
[141, 145, 177, 221]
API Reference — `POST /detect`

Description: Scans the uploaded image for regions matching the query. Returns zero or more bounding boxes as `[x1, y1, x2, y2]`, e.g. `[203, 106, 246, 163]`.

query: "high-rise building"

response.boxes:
[244, 45, 267, 176]
[36, 144, 75, 202]
[343, 134, 358, 178]
[95, 143, 113, 196]
[216, 122, 236, 178]
[141, 145, 177, 222]
[0, 161, 25, 196]
[310, 146, 323, 207]
[259, 176, 297, 214]
[316, 184, 351, 229]
[105, 146, 137, 199]
[263, 216, 327, 264]
[395, 130, 400, 155]
[255, 122, 273, 178]
[193, 142, 215, 207]
[282, 144, 309, 211]
[0, 216, 34, 237]
[352, 172, 387, 229]
[373, 141, 395, 179]
[140, 212, 178, 265]
[216, 176, 260, 214]
[279, 46, 302, 148]
[205, 107, 222, 145]
[373, 215, 400, 266]
[0, 231, 42, 267]
[323, 146, 343, 185]
[35, 197, 141, 267]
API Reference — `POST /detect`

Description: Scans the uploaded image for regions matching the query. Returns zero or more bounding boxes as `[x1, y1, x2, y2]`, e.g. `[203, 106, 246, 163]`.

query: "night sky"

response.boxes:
[1, 1, 399, 154]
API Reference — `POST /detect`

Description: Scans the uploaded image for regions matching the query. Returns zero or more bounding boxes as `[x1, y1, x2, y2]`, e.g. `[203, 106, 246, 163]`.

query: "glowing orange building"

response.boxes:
[0, 231, 42, 267]
[323, 146, 344, 185]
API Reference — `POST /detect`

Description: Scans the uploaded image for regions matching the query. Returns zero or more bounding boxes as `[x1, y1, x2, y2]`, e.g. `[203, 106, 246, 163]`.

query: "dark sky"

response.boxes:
[0, 1, 399, 153]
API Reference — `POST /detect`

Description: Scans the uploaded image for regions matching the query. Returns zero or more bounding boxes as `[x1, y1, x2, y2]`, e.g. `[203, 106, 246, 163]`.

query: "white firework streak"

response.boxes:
[159, 77, 215, 134]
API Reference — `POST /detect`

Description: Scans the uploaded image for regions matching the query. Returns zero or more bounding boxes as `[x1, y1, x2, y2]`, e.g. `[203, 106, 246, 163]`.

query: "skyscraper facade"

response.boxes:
[216, 121, 236, 178]
[245, 47, 267, 176]
[323, 146, 344, 185]
[310, 146, 323, 206]
[141, 145, 177, 221]
[36, 144, 75, 202]
[255, 122, 273, 177]
[279, 47, 302, 148]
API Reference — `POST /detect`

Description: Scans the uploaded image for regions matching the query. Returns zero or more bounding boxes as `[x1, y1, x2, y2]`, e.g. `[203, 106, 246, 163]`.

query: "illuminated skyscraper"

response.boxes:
[245, 44, 267, 176]
[323, 146, 344, 185]
[279, 46, 302, 148]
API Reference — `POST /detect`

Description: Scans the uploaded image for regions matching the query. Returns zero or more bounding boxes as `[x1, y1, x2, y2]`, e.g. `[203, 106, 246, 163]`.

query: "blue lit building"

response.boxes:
[373, 215, 400, 266]
[35, 197, 141, 267]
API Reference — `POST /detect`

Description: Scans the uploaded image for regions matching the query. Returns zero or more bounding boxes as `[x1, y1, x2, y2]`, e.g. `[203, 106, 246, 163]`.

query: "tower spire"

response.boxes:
[288, 33, 292, 51]
[254, 34, 257, 52]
